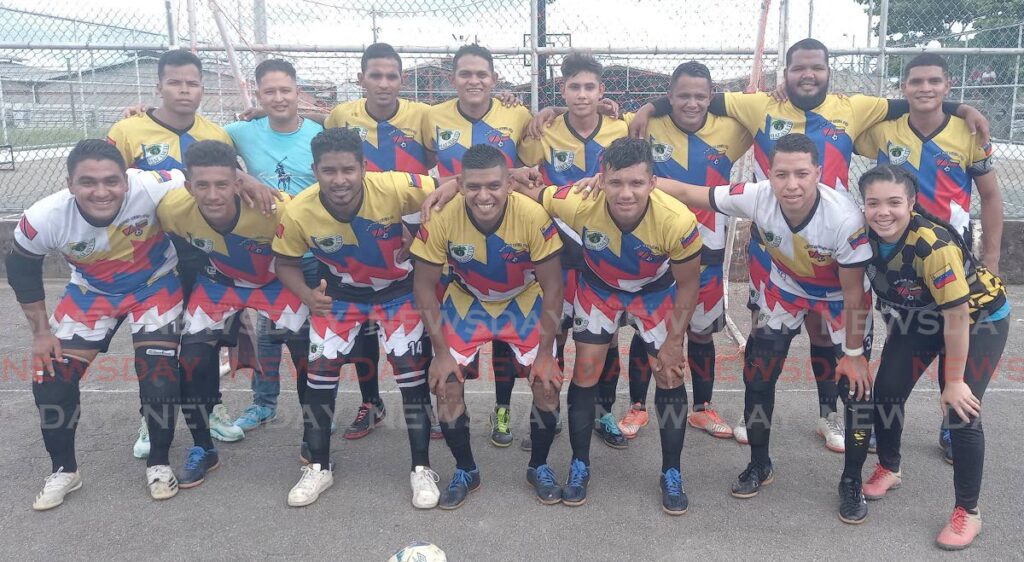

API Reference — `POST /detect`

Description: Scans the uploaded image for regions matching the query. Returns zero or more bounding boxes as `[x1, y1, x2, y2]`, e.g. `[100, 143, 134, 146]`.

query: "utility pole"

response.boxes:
[254, 0, 267, 63]
[371, 10, 380, 42]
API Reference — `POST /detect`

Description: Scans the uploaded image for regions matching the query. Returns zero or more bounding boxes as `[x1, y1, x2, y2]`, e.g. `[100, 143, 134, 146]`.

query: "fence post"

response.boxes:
[778, 0, 789, 85]
[165, 0, 178, 48]
[1012, 22, 1022, 141]
[188, 0, 198, 53]
[254, 0, 267, 63]
[960, 34, 969, 102]
[876, 0, 888, 95]
[529, 0, 540, 113]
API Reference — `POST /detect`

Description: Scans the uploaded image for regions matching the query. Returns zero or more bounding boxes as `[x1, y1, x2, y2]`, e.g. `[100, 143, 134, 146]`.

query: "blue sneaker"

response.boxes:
[526, 464, 562, 505]
[661, 468, 688, 515]
[438, 467, 480, 510]
[594, 413, 628, 449]
[179, 446, 220, 489]
[234, 404, 276, 432]
[562, 458, 590, 507]
[940, 428, 953, 465]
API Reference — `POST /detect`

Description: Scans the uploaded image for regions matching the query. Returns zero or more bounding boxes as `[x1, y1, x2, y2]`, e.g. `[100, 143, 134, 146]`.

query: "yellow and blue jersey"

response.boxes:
[424, 98, 532, 177]
[855, 115, 993, 240]
[272, 172, 436, 302]
[158, 189, 291, 289]
[634, 112, 752, 256]
[325, 98, 431, 175]
[518, 114, 627, 186]
[106, 110, 232, 172]
[723, 92, 891, 192]
[540, 185, 702, 293]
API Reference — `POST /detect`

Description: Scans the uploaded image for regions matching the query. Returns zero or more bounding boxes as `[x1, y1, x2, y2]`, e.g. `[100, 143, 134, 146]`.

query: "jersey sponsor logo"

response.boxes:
[141, 143, 170, 166]
[705, 147, 726, 165]
[499, 243, 529, 264]
[488, 127, 514, 147]
[189, 234, 214, 253]
[312, 234, 345, 252]
[729, 183, 746, 195]
[242, 239, 271, 255]
[886, 141, 912, 165]
[583, 230, 610, 251]
[449, 243, 476, 263]
[894, 278, 924, 300]
[367, 221, 394, 240]
[66, 239, 96, 260]
[18, 215, 37, 240]
[848, 229, 868, 250]
[542, 222, 558, 241]
[634, 241, 664, 262]
[822, 121, 847, 141]
[933, 265, 957, 289]
[346, 125, 369, 141]
[436, 128, 461, 151]
[391, 128, 417, 146]
[651, 141, 673, 163]
[119, 216, 150, 238]
[768, 118, 794, 140]
[935, 150, 963, 172]
[552, 149, 575, 172]
[681, 227, 700, 249]
[761, 230, 782, 248]
[806, 246, 833, 263]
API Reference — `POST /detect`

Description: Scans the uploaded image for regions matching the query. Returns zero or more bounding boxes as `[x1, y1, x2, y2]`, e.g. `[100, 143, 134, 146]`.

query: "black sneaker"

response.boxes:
[730, 460, 775, 499]
[438, 467, 481, 510]
[526, 465, 562, 505]
[594, 413, 628, 449]
[838, 476, 868, 524]
[562, 458, 591, 507]
[660, 468, 689, 515]
[179, 446, 220, 488]
[343, 400, 385, 440]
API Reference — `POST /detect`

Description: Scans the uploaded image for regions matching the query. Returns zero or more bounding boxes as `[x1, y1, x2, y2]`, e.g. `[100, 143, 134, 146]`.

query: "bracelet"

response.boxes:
[842, 344, 864, 357]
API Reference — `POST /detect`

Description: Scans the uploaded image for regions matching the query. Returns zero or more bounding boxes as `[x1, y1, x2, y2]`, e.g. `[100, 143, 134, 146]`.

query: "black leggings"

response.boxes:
[872, 314, 1008, 511]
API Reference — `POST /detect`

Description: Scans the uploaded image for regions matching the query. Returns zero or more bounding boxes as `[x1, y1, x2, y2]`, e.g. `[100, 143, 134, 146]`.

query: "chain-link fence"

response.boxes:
[1, 0, 1022, 216]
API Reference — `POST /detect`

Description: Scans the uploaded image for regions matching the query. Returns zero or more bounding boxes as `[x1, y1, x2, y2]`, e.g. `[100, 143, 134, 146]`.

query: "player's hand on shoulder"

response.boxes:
[496, 91, 523, 108]
[597, 97, 620, 119]
[238, 173, 285, 216]
[527, 106, 563, 139]
[627, 104, 653, 138]
[236, 106, 267, 122]
[573, 174, 603, 199]
[120, 104, 150, 120]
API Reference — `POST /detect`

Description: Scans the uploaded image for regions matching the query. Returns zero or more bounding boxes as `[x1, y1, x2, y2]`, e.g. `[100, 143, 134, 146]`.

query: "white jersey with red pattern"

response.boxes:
[14, 168, 184, 296]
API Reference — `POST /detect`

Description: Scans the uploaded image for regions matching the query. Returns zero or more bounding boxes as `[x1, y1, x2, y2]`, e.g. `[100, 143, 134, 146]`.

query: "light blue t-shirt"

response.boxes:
[225, 116, 323, 196]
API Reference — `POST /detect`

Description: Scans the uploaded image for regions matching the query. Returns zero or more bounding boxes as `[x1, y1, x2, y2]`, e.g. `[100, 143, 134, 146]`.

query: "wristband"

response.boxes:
[842, 344, 864, 357]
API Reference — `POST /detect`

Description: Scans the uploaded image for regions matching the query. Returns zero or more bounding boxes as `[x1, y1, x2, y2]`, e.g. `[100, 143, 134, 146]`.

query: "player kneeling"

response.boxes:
[411, 144, 565, 508]
[8, 141, 187, 508]
[158, 141, 309, 489]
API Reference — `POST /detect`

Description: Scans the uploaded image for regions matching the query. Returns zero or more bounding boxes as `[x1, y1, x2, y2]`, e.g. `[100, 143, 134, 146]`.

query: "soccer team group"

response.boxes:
[8, 37, 1010, 551]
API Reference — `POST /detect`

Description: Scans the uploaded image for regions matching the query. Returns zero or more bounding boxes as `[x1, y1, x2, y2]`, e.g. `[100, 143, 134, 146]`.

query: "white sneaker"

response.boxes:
[734, 416, 749, 445]
[288, 463, 333, 507]
[210, 404, 245, 442]
[133, 417, 150, 459]
[146, 465, 179, 500]
[816, 412, 846, 453]
[410, 466, 440, 509]
[32, 468, 82, 511]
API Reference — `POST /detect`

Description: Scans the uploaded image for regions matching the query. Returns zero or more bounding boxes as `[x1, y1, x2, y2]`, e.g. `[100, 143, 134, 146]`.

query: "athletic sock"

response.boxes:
[688, 340, 716, 409]
[628, 334, 651, 406]
[655, 385, 688, 472]
[567, 382, 597, 465]
[529, 408, 558, 469]
[595, 347, 620, 417]
[810, 344, 839, 417]
[440, 413, 476, 472]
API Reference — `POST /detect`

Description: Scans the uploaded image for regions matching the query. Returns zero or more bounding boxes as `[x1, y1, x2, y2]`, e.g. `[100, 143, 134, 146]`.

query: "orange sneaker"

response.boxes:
[617, 403, 649, 439]
[687, 404, 733, 439]
[862, 463, 901, 500]
[936, 506, 982, 550]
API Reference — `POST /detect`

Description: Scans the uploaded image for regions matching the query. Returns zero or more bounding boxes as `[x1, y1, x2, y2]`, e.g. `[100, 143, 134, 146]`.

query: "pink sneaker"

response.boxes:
[862, 463, 901, 500]
[936, 506, 982, 550]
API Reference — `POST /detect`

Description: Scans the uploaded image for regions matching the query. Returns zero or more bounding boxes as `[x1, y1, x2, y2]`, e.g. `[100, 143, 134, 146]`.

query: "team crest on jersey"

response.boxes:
[552, 150, 575, 172]
[309, 342, 324, 361]
[583, 230, 610, 251]
[499, 243, 529, 264]
[347, 126, 369, 141]
[141, 143, 170, 166]
[66, 239, 95, 260]
[651, 142, 673, 163]
[436, 128, 461, 151]
[119, 216, 150, 238]
[189, 234, 214, 253]
[312, 234, 344, 253]
[887, 141, 912, 165]
[761, 230, 783, 248]
[572, 315, 589, 332]
[894, 278, 923, 300]
[449, 243, 476, 263]
[768, 118, 794, 140]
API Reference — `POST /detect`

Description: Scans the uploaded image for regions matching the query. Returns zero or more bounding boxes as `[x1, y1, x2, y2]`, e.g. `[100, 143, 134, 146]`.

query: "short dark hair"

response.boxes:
[453, 44, 494, 72]
[561, 51, 602, 80]
[361, 42, 402, 73]
[185, 140, 238, 173]
[785, 38, 829, 67]
[769, 133, 819, 166]
[601, 137, 654, 173]
[902, 53, 949, 79]
[670, 60, 713, 88]
[461, 144, 508, 171]
[255, 58, 296, 83]
[158, 49, 202, 80]
[68, 139, 126, 176]
[311, 128, 363, 165]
